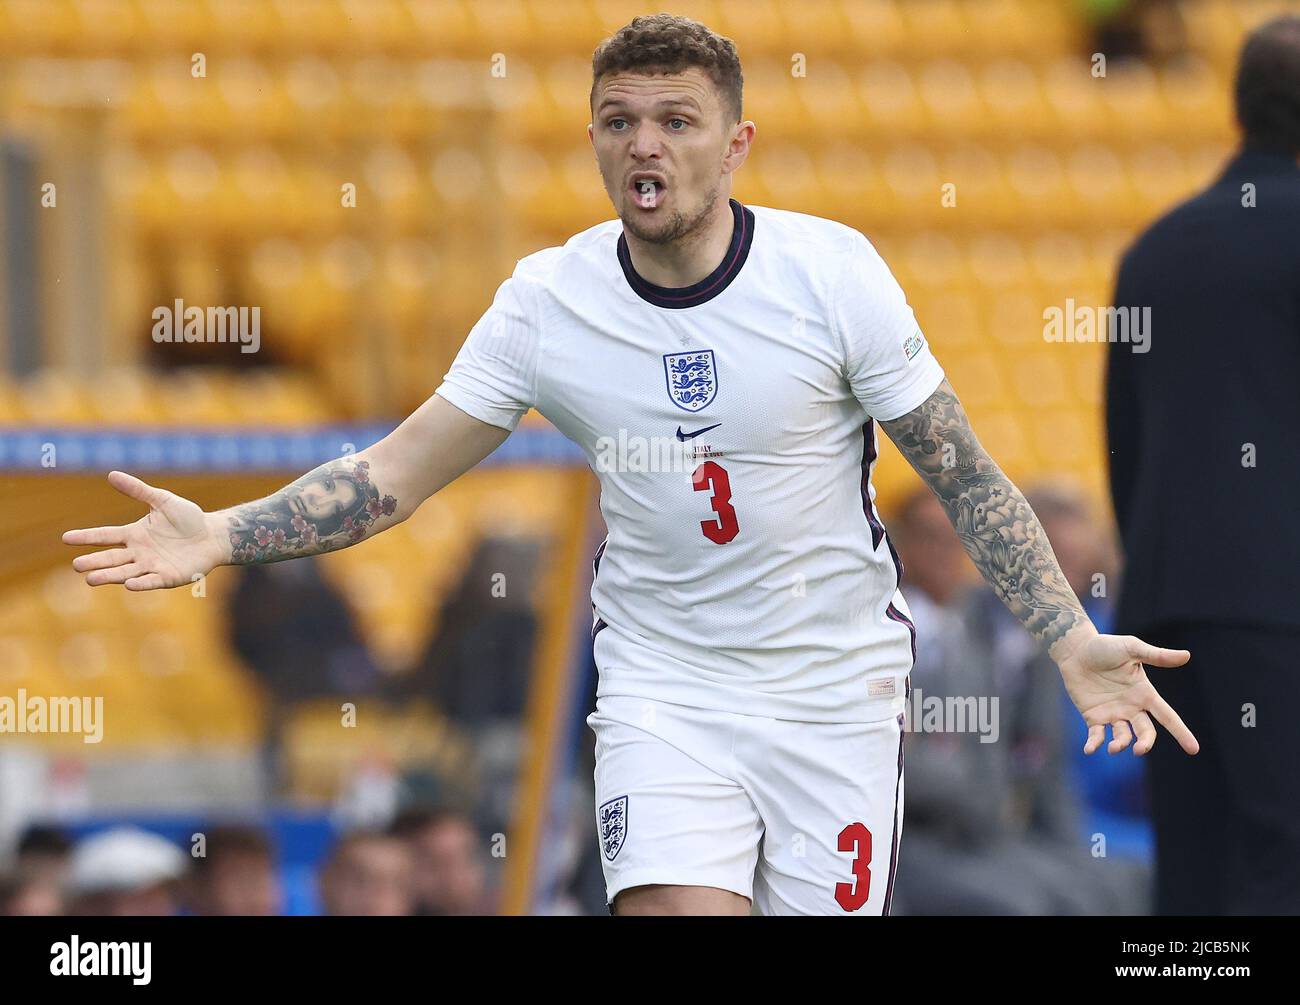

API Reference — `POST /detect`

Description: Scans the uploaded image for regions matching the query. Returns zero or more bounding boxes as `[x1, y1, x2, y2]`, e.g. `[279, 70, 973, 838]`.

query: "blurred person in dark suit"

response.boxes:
[1106, 15, 1300, 914]
[317, 830, 412, 917]
[390, 806, 491, 915]
[186, 824, 282, 917]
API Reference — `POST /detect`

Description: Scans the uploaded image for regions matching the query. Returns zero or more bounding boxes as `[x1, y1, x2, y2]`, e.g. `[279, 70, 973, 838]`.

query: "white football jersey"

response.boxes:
[435, 199, 945, 723]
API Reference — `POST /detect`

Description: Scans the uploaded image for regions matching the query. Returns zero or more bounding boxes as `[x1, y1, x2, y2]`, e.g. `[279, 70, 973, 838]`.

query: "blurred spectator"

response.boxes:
[229, 560, 383, 704]
[890, 483, 971, 609]
[228, 559, 385, 790]
[317, 830, 412, 916]
[1024, 483, 1152, 857]
[1082, 0, 1188, 65]
[390, 806, 492, 915]
[404, 535, 543, 724]
[14, 824, 73, 888]
[0, 825, 74, 915]
[890, 489, 1140, 914]
[186, 824, 282, 917]
[66, 827, 186, 916]
[0, 869, 64, 916]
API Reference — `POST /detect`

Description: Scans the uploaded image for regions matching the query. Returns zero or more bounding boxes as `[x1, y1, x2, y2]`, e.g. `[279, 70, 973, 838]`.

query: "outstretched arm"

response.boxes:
[63, 393, 509, 590]
[880, 379, 1198, 757]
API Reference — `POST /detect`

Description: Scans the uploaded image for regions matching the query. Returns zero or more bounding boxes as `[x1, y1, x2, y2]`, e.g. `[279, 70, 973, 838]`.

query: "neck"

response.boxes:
[622, 196, 736, 289]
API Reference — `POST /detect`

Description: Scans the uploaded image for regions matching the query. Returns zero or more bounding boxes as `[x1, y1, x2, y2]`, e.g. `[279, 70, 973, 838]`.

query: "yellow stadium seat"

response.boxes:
[407, 0, 485, 56]
[898, 0, 973, 59]
[1010, 355, 1070, 408]
[15, 372, 98, 424]
[466, 0, 537, 54]
[520, 0, 600, 55]
[1066, 144, 1134, 218]
[754, 144, 820, 210]
[967, 233, 1031, 289]
[1100, 62, 1167, 140]
[68, 0, 145, 54]
[1029, 405, 1096, 472]
[1127, 144, 1189, 218]
[898, 230, 967, 294]
[541, 58, 598, 135]
[1158, 57, 1233, 140]
[202, 0, 281, 49]
[0, 0, 66, 56]
[1028, 231, 1090, 288]
[741, 58, 806, 143]
[794, 60, 864, 134]
[877, 144, 942, 225]
[978, 59, 1056, 141]
[714, 0, 789, 54]
[917, 289, 982, 350]
[0, 375, 23, 422]
[918, 60, 986, 138]
[1042, 57, 1111, 141]
[936, 144, 1007, 222]
[857, 61, 923, 137]
[842, 0, 908, 58]
[986, 287, 1045, 350]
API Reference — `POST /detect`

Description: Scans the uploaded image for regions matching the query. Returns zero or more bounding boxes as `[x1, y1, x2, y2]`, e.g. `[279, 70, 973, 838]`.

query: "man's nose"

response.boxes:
[629, 121, 662, 159]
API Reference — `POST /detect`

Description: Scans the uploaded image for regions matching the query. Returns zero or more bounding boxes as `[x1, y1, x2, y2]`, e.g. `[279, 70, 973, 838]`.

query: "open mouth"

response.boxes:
[629, 176, 667, 209]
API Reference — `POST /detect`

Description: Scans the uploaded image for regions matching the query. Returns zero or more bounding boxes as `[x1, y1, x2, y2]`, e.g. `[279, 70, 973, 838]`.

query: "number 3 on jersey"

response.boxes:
[691, 460, 739, 544]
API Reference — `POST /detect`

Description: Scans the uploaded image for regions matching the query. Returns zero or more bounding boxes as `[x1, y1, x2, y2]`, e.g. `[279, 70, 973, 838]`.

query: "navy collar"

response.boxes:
[616, 198, 755, 309]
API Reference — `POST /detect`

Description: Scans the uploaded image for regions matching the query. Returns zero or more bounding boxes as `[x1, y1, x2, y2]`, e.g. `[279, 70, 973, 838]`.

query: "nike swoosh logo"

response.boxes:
[676, 423, 722, 441]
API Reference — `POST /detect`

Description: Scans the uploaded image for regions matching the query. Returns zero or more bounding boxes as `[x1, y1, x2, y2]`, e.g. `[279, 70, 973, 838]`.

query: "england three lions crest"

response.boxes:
[663, 350, 718, 413]
[598, 795, 629, 862]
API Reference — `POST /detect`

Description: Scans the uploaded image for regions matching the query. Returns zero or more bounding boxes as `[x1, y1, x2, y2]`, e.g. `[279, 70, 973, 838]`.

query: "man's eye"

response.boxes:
[324, 478, 334, 491]
[608, 118, 627, 130]
[669, 118, 687, 129]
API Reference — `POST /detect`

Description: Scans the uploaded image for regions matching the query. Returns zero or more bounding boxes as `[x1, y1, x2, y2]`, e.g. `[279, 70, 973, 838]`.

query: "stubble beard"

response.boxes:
[620, 181, 722, 248]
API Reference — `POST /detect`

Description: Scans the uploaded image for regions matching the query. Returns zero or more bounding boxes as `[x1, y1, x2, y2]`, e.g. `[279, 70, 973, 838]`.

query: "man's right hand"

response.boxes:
[62, 471, 229, 591]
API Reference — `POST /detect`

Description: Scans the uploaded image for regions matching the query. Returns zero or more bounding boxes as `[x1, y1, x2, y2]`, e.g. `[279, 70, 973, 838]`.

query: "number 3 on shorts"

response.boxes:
[834, 821, 872, 912]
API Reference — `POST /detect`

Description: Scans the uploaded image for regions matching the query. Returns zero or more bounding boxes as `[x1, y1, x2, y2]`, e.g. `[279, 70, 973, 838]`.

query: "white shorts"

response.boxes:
[588, 694, 906, 916]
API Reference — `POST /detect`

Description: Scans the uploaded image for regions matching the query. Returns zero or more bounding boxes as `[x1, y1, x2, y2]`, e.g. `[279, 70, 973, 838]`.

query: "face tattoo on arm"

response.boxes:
[225, 457, 398, 564]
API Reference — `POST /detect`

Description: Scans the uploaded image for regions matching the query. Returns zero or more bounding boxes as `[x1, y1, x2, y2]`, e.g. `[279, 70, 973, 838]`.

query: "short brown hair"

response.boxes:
[591, 13, 743, 124]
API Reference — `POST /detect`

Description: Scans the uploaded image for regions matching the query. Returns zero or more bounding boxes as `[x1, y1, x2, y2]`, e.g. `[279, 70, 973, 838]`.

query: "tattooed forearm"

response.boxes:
[223, 456, 398, 564]
[880, 380, 1088, 653]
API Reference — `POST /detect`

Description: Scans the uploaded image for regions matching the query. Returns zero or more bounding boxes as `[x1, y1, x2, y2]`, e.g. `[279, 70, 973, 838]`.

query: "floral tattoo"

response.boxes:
[226, 458, 397, 564]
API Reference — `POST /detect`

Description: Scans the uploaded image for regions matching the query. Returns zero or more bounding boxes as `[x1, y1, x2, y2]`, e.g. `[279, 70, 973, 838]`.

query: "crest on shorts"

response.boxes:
[599, 795, 629, 862]
[663, 350, 718, 412]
